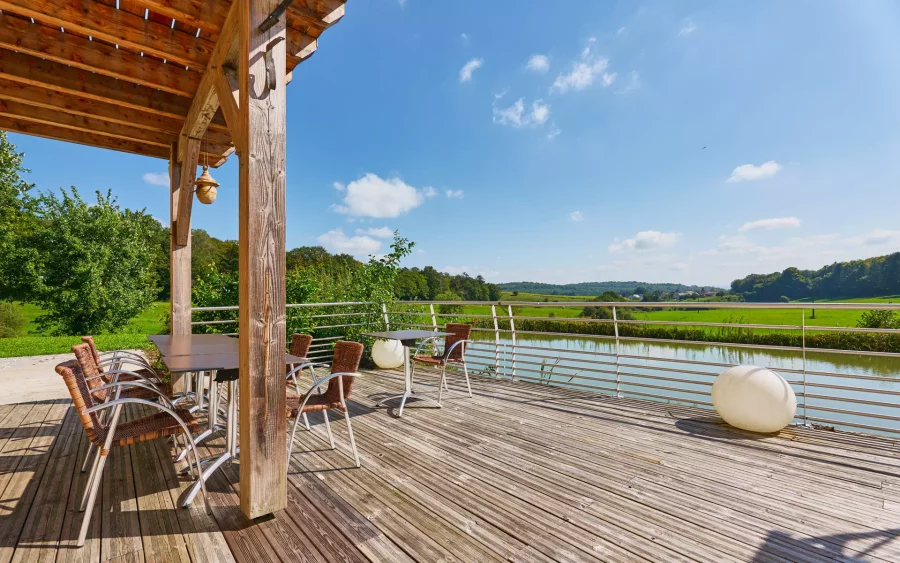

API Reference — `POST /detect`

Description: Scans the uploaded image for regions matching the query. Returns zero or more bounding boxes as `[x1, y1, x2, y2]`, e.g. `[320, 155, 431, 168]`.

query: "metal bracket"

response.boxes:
[264, 37, 285, 90]
[258, 0, 295, 33]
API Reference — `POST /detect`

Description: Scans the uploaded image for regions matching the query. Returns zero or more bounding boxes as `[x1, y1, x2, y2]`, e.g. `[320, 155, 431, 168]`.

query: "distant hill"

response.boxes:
[498, 281, 717, 296]
[732, 252, 900, 302]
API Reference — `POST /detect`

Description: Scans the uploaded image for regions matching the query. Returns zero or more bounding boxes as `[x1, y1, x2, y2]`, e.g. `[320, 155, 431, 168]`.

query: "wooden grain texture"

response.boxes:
[237, 0, 288, 519]
[212, 67, 243, 156]
[175, 139, 201, 247]
[0, 15, 198, 97]
[169, 142, 192, 378]
[0, 0, 214, 69]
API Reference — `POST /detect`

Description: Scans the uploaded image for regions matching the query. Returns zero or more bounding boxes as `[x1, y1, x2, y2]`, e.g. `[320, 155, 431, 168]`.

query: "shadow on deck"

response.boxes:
[2, 367, 900, 562]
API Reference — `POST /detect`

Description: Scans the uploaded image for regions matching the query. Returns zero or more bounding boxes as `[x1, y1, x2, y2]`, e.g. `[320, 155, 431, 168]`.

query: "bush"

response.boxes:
[0, 302, 26, 337]
[779, 296, 791, 303]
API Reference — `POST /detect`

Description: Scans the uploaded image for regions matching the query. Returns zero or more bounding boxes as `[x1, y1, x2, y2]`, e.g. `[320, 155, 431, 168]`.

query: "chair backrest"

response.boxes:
[320, 340, 363, 404]
[444, 323, 472, 361]
[72, 343, 109, 401]
[55, 359, 106, 443]
[289, 333, 313, 359]
[81, 336, 103, 370]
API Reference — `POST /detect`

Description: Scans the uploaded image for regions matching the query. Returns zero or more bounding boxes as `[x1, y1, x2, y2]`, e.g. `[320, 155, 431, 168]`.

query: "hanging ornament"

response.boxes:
[194, 132, 219, 204]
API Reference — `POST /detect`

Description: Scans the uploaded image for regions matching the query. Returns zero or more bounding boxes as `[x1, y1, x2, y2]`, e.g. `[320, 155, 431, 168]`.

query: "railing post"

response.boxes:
[613, 306, 621, 398]
[802, 309, 808, 426]
[429, 303, 438, 332]
[382, 303, 390, 331]
[507, 304, 517, 381]
[491, 304, 501, 378]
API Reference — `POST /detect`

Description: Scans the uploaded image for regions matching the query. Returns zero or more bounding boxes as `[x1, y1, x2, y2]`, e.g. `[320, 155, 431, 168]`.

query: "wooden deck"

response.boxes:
[3, 367, 900, 562]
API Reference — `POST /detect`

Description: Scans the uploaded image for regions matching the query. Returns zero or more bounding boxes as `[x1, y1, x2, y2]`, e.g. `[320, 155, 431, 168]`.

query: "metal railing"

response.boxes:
[191, 299, 900, 437]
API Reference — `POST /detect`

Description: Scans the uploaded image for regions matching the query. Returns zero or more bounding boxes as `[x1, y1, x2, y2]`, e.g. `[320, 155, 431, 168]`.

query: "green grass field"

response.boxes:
[0, 302, 168, 358]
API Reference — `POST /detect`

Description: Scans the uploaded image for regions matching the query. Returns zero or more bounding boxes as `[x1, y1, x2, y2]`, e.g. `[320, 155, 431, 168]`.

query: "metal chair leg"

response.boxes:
[288, 412, 303, 463]
[343, 408, 360, 468]
[323, 410, 335, 449]
[463, 362, 473, 398]
[79, 447, 103, 512]
[438, 364, 447, 405]
[81, 442, 96, 472]
[77, 452, 108, 547]
[302, 413, 310, 430]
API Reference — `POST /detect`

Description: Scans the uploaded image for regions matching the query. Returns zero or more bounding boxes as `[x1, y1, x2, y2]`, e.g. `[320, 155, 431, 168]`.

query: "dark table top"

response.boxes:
[364, 330, 449, 346]
[161, 352, 308, 373]
[148, 334, 238, 357]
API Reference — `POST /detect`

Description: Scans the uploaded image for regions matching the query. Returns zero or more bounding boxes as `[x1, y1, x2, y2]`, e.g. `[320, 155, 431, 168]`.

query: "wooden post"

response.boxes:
[169, 142, 192, 393]
[237, 0, 287, 519]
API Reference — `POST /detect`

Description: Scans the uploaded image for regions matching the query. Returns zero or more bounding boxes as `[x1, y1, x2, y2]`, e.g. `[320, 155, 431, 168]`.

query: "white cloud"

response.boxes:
[331, 173, 430, 218]
[851, 230, 900, 247]
[142, 172, 169, 187]
[738, 217, 801, 232]
[355, 226, 394, 238]
[570, 210, 584, 222]
[526, 54, 550, 72]
[617, 26, 626, 36]
[492, 96, 550, 128]
[459, 58, 483, 83]
[546, 123, 561, 140]
[423, 186, 437, 198]
[460, 33, 468, 43]
[552, 42, 613, 93]
[317, 229, 382, 256]
[616, 70, 640, 95]
[726, 161, 782, 183]
[445, 189, 464, 199]
[608, 230, 681, 253]
[678, 20, 697, 36]
[332, 181, 345, 192]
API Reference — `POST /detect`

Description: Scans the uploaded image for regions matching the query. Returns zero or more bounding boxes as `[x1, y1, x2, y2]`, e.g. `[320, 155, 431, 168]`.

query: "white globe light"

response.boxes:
[712, 365, 797, 433]
[371, 339, 404, 369]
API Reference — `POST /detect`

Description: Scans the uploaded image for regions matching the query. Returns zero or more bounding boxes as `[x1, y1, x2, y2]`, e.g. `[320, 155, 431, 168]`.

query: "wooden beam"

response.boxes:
[138, 0, 230, 35]
[287, 29, 317, 61]
[178, 0, 241, 162]
[238, 0, 287, 519]
[175, 139, 201, 247]
[169, 142, 192, 393]
[0, 0, 214, 69]
[0, 15, 198, 97]
[286, 1, 345, 31]
[0, 114, 169, 160]
[212, 67, 244, 155]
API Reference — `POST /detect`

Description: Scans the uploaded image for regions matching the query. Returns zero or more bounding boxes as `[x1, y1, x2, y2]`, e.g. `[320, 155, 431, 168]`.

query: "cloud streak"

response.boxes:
[738, 217, 801, 232]
[727, 161, 782, 183]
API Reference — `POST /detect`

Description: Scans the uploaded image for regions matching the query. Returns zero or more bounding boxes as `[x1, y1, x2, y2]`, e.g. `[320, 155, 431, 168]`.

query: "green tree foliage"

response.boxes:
[0, 302, 26, 337]
[0, 131, 38, 301]
[581, 291, 634, 320]
[394, 267, 500, 301]
[732, 253, 900, 301]
[500, 281, 712, 296]
[857, 310, 899, 330]
[24, 188, 159, 335]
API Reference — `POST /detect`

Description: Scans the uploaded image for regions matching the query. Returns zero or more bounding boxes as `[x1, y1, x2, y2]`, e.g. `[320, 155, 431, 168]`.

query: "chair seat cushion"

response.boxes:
[94, 408, 199, 449]
[285, 390, 344, 418]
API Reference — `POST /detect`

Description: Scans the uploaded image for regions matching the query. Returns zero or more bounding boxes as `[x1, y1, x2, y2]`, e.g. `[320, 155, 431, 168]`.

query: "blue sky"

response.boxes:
[9, 0, 900, 287]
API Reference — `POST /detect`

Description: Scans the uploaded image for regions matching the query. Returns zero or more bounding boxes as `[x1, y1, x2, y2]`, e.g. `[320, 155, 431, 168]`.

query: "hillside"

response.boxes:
[731, 252, 900, 302]
[498, 281, 716, 296]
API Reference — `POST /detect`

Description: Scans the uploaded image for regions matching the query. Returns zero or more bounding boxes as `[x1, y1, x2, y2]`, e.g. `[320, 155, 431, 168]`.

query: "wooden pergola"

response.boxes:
[0, 0, 346, 519]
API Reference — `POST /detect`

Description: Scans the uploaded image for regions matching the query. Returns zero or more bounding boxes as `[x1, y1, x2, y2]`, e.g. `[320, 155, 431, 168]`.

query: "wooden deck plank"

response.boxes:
[4, 367, 900, 562]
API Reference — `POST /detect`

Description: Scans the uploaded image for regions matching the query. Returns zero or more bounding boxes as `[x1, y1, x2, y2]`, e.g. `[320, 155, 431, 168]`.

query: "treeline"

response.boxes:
[396, 267, 501, 301]
[499, 281, 712, 296]
[731, 253, 900, 301]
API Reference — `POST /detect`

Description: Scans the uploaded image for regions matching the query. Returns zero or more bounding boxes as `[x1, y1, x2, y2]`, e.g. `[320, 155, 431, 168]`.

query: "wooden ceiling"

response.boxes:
[0, 0, 345, 166]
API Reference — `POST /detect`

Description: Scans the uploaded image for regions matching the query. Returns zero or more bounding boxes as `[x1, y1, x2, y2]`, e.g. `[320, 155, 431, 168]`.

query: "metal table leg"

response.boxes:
[376, 343, 440, 417]
[179, 378, 237, 508]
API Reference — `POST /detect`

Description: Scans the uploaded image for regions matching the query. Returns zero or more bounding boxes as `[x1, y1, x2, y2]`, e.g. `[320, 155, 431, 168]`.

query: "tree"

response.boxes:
[24, 188, 159, 335]
[0, 132, 37, 301]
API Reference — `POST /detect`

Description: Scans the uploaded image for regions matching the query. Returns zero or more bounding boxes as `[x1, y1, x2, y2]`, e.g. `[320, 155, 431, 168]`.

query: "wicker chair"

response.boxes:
[411, 323, 473, 403]
[81, 336, 162, 382]
[286, 333, 313, 377]
[286, 340, 363, 467]
[55, 359, 209, 547]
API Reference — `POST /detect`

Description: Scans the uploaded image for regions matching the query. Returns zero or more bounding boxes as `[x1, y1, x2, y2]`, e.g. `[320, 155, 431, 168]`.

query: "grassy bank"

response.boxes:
[0, 302, 167, 358]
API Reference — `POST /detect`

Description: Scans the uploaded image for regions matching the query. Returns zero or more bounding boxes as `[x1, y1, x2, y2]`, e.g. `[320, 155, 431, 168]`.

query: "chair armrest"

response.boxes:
[412, 336, 443, 358]
[444, 339, 473, 359]
[92, 380, 175, 408]
[294, 372, 361, 413]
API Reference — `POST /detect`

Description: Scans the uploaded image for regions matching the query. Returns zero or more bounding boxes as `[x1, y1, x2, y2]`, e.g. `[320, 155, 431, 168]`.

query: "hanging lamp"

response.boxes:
[194, 133, 219, 204]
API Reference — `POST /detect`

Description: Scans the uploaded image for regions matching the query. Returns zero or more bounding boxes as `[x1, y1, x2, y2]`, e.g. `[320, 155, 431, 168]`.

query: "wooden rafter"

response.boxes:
[0, 15, 198, 97]
[0, 0, 214, 69]
[175, 138, 201, 246]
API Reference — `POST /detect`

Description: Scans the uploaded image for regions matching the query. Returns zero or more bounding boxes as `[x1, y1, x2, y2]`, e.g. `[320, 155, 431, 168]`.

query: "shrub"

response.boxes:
[0, 302, 26, 337]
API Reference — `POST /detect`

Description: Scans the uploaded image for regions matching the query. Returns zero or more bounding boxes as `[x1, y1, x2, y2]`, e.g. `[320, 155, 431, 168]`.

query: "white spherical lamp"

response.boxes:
[371, 339, 404, 369]
[712, 365, 796, 433]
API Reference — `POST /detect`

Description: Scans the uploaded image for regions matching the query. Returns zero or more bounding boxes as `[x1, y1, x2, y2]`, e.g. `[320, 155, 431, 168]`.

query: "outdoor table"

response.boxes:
[148, 334, 238, 411]
[365, 329, 449, 417]
[148, 338, 306, 507]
